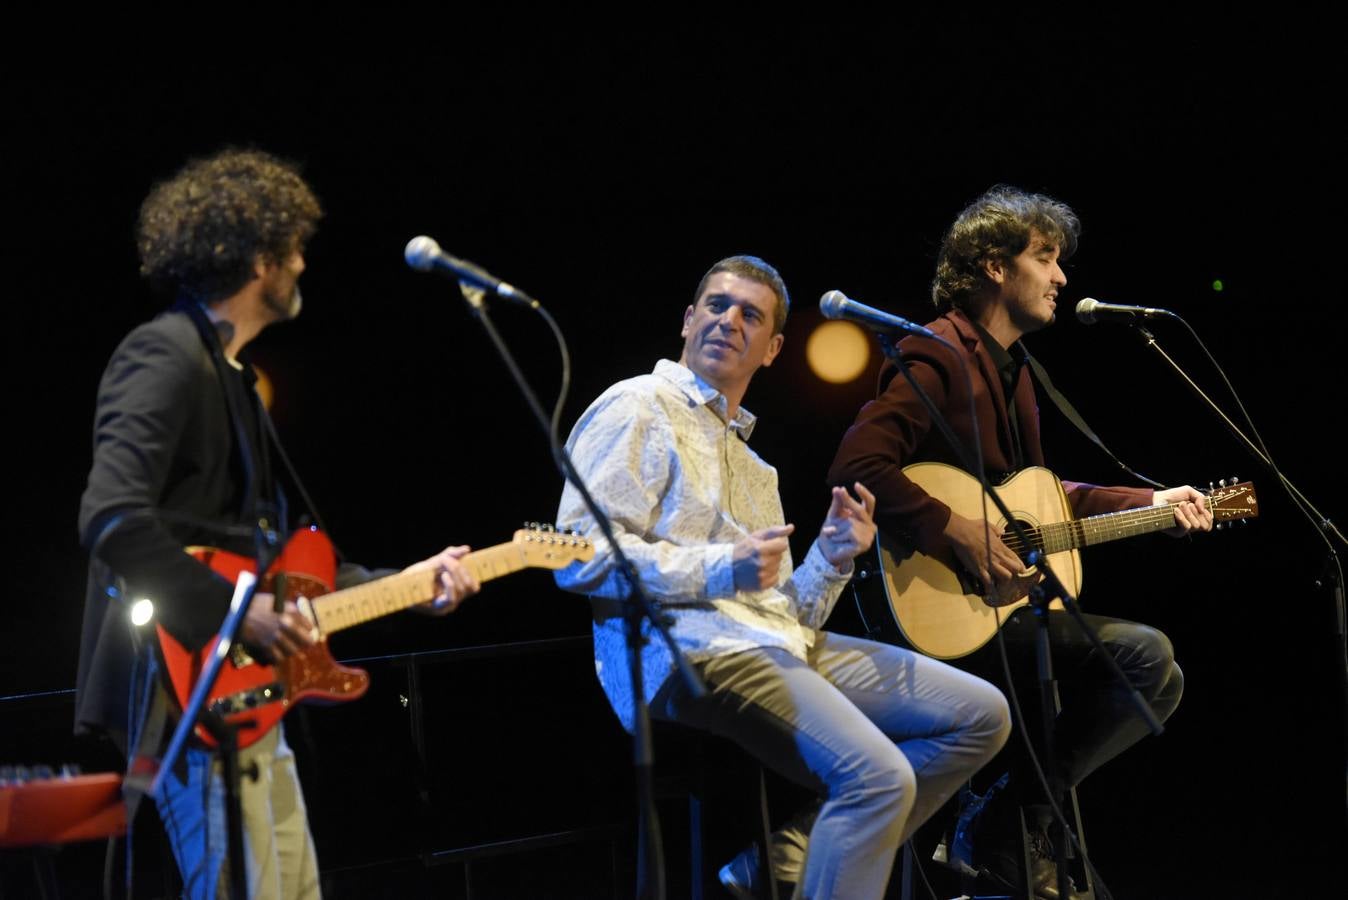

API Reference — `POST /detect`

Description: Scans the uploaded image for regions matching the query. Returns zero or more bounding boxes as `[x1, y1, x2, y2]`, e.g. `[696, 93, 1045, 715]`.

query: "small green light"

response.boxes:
[1212, 279, 1224, 292]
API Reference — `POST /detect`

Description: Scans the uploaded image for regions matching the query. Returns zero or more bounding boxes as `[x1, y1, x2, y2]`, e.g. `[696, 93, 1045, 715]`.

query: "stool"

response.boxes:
[1011, 786, 1094, 900]
[652, 722, 777, 899]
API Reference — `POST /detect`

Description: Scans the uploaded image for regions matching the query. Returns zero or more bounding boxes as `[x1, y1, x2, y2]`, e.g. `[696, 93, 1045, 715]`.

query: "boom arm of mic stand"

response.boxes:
[455, 283, 705, 700]
[144, 514, 283, 900]
[1131, 324, 1344, 547]
[1133, 322, 1348, 815]
[146, 570, 258, 798]
[144, 569, 259, 900]
[455, 279, 705, 900]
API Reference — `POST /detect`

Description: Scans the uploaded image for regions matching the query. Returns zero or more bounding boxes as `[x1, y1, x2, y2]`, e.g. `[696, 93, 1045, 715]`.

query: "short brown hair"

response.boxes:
[693, 255, 791, 334]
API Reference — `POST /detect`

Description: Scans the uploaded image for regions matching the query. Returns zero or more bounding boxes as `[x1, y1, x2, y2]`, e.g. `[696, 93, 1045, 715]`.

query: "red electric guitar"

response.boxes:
[156, 525, 594, 749]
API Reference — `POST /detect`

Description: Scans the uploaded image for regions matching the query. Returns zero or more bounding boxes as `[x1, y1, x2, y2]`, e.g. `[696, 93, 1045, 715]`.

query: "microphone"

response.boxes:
[819, 290, 938, 339]
[404, 236, 537, 306]
[1075, 297, 1176, 325]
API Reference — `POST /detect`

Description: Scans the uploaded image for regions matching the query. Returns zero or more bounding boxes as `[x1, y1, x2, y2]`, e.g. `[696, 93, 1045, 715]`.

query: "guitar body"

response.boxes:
[156, 526, 370, 750]
[866, 464, 1255, 659]
[879, 463, 1081, 659]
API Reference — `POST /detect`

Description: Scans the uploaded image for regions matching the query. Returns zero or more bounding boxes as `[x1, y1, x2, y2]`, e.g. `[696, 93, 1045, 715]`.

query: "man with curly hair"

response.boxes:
[76, 148, 480, 899]
[829, 186, 1213, 898]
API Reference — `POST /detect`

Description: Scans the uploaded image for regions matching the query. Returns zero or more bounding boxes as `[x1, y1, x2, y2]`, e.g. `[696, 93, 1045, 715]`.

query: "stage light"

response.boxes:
[806, 321, 870, 384]
[1212, 279, 1224, 292]
[129, 598, 154, 627]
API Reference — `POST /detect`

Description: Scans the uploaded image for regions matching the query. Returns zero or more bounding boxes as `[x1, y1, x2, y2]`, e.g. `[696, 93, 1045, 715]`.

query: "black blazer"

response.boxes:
[75, 306, 270, 745]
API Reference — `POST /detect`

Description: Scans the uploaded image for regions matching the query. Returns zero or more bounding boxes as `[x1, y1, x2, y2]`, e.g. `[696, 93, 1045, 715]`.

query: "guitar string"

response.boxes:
[315, 540, 587, 631]
[1001, 505, 1184, 555]
[999, 489, 1247, 556]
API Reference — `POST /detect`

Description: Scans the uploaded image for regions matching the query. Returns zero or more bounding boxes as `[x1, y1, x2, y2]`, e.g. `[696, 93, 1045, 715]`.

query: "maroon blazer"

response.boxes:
[828, 309, 1153, 555]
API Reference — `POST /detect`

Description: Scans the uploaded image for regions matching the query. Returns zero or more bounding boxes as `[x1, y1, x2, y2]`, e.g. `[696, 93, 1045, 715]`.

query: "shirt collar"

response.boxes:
[967, 318, 1027, 385]
[652, 359, 758, 439]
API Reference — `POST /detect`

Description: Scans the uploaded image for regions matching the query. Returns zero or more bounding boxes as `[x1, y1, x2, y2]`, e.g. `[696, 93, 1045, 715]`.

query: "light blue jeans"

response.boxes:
[154, 725, 321, 900]
[653, 630, 1011, 899]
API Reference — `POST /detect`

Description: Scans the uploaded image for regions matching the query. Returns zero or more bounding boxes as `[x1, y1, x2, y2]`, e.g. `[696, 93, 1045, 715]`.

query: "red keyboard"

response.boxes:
[1, 768, 126, 847]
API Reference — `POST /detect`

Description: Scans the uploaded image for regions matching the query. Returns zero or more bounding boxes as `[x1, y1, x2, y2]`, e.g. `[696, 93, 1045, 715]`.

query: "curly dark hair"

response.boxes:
[693, 255, 791, 335]
[137, 149, 322, 303]
[931, 186, 1079, 311]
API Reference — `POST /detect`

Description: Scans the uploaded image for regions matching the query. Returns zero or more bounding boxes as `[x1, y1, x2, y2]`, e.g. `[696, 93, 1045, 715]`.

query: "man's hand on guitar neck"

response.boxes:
[241, 593, 315, 662]
[1153, 486, 1214, 537]
[942, 512, 1038, 600]
[408, 544, 481, 615]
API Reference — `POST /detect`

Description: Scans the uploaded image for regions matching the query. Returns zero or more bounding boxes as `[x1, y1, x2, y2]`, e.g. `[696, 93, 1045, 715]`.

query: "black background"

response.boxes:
[4, 17, 1345, 898]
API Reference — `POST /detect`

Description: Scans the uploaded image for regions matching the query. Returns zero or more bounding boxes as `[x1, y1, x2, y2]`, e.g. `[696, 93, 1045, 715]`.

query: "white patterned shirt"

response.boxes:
[555, 359, 853, 732]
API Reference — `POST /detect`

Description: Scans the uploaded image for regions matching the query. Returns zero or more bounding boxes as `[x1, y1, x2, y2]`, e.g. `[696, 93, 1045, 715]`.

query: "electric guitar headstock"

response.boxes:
[513, 522, 596, 568]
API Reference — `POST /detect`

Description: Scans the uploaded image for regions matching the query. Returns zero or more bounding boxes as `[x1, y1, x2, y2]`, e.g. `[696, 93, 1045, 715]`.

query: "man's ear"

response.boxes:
[760, 332, 785, 367]
[982, 255, 1006, 285]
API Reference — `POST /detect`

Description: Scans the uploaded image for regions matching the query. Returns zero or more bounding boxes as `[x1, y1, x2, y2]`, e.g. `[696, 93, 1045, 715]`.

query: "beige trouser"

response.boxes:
[156, 725, 321, 899]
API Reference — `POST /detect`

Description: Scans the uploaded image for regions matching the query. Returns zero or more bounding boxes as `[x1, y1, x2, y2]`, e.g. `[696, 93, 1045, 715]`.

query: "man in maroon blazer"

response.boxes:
[828, 185, 1212, 898]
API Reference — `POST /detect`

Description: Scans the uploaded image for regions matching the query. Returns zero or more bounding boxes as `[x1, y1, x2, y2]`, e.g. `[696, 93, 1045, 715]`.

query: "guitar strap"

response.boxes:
[1022, 350, 1164, 489]
[179, 300, 264, 528]
[256, 405, 349, 564]
[178, 300, 349, 564]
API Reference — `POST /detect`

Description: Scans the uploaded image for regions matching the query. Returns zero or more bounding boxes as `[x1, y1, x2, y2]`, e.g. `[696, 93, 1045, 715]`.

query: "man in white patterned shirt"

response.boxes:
[555, 256, 1010, 899]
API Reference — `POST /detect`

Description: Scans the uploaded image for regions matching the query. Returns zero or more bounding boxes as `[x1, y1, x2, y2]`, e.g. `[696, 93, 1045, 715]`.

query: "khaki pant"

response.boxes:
[155, 725, 321, 900]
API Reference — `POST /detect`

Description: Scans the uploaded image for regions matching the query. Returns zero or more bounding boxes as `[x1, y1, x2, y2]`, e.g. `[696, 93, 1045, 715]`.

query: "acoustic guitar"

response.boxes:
[873, 463, 1257, 659]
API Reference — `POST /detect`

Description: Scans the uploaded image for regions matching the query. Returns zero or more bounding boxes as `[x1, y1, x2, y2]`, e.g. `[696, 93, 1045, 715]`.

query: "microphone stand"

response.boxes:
[142, 514, 284, 900]
[1024, 551, 1162, 898]
[454, 284, 706, 900]
[877, 335, 1160, 897]
[89, 506, 285, 899]
[1130, 322, 1348, 813]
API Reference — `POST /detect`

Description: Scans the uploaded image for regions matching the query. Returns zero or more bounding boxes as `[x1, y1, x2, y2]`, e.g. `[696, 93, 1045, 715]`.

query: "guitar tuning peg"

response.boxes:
[1215, 522, 1224, 530]
[542, 523, 555, 532]
[1208, 481, 1215, 492]
[1230, 476, 1238, 485]
[1218, 478, 1227, 487]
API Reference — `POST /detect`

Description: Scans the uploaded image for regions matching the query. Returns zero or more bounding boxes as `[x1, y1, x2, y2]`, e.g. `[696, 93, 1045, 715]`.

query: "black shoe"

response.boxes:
[986, 826, 1081, 900]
